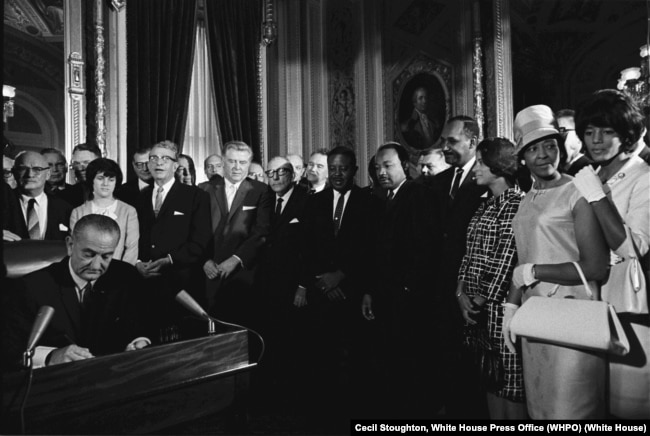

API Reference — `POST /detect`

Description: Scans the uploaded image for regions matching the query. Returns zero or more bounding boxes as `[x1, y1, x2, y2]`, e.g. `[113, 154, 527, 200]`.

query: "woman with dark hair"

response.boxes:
[176, 154, 196, 186]
[503, 105, 609, 419]
[70, 158, 139, 265]
[456, 137, 526, 419]
[574, 89, 650, 419]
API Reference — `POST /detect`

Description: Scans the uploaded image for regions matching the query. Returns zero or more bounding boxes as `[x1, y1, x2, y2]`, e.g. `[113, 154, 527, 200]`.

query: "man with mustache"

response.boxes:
[431, 115, 489, 418]
[361, 142, 444, 418]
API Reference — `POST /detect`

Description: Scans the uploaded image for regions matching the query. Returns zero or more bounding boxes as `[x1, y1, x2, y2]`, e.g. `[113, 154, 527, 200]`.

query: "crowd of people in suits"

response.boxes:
[1, 87, 649, 425]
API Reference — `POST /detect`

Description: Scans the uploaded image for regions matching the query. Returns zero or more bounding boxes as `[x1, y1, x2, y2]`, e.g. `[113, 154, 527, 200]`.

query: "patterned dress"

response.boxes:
[458, 187, 525, 402]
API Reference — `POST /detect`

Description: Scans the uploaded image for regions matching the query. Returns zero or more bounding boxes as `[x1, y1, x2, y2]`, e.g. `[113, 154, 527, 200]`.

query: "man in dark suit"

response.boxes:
[66, 143, 102, 207]
[361, 142, 444, 418]
[296, 147, 380, 420]
[136, 140, 212, 334]
[253, 156, 308, 410]
[2, 215, 149, 370]
[202, 141, 273, 326]
[556, 109, 591, 176]
[41, 148, 77, 207]
[4, 151, 71, 241]
[116, 147, 153, 207]
[432, 115, 489, 418]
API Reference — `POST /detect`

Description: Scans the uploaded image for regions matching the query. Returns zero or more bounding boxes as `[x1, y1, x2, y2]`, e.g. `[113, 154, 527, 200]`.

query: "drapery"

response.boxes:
[183, 21, 222, 184]
[205, 0, 263, 160]
[126, 0, 198, 175]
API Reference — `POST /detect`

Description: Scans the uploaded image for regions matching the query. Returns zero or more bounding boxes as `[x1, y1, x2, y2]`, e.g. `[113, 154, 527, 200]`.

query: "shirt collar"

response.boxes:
[155, 177, 175, 193]
[21, 190, 47, 205]
[391, 178, 408, 197]
[459, 156, 476, 175]
[68, 259, 94, 291]
[225, 178, 244, 192]
[277, 185, 294, 202]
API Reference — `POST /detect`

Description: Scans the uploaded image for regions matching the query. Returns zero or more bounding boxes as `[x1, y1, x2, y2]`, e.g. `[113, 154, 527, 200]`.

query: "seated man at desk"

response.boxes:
[3, 214, 149, 369]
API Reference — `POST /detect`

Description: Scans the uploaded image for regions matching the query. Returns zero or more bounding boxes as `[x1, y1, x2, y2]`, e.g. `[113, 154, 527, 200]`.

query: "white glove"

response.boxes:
[512, 263, 536, 289]
[573, 166, 606, 203]
[502, 302, 519, 354]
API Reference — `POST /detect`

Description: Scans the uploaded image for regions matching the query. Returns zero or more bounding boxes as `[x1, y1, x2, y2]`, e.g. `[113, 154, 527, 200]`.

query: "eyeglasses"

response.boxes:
[558, 127, 575, 133]
[265, 168, 290, 178]
[133, 162, 148, 169]
[3, 169, 13, 177]
[14, 166, 49, 175]
[70, 160, 92, 168]
[48, 163, 67, 169]
[149, 155, 177, 164]
[206, 164, 223, 170]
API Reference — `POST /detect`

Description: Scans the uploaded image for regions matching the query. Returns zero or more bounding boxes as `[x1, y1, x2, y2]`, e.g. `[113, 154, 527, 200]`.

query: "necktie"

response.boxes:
[387, 190, 395, 201]
[154, 186, 164, 217]
[27, 198, 41, 240]
[79, 282, 94, 310]
[275, 197, 284, 217]
[450, 167, 464, 200]
[226, 184, 237, 211]
[333, 193, 345, 236]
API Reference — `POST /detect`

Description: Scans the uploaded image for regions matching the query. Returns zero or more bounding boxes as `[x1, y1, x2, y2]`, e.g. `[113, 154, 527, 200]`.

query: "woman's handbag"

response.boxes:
[602, 254, 648, 314]
[510, 262, 630, 356]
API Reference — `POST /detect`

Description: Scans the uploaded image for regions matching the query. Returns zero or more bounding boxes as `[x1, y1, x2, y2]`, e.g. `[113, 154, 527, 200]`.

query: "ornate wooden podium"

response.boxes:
[1, 329, 254, 434]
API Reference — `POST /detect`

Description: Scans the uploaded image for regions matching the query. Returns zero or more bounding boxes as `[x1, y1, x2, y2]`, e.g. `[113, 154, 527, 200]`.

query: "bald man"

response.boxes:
[3, 151, 72, 241]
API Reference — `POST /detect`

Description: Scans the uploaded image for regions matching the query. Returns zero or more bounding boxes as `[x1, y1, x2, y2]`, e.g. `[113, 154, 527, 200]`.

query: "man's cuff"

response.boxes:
[232, 255, 244, 269]
[125, 337, 151, 351]
[167, 254, 174, 265]
[34, 346, 57, 368]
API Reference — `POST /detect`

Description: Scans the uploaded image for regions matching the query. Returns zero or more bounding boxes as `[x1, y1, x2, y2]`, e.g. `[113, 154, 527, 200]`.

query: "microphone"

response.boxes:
[175, 290, 216, 334]
[23, 306, 55, 367]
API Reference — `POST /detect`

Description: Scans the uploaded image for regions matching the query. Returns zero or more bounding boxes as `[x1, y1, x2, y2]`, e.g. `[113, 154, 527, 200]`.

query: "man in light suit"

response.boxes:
[431, 115, 489, 418]
[136, 140, 212, 334]
[4, 151, 71, 242]
[202, 141, 273, 326]
[2, 215, 148, 370]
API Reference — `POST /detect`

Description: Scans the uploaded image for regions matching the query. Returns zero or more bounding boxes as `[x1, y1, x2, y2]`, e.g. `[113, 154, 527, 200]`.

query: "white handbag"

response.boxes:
[602, 254, 648, 314]
[510, 262, 630, 356]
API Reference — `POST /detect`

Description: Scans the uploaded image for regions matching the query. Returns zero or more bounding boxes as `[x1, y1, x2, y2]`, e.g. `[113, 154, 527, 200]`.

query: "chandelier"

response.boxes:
[617, 44, 650, 114]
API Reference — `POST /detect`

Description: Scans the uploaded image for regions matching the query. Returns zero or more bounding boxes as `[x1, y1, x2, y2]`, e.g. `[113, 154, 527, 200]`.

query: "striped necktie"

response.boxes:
[27, 198, 41, 240]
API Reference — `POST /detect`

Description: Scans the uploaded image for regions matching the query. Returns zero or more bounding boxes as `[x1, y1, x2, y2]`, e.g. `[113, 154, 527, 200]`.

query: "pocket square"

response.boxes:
[174, 211, 185, 216]
[290, 218, 299, 224]
[481, 191, 489, 198]
[59, 223, 69, 231]
[242, 206, 257, 211]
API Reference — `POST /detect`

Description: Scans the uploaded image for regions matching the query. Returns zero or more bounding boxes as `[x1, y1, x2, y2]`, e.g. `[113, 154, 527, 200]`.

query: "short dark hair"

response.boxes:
[133, 146, 151, 159]
[555, 109, 575, 120]
[575, 89, 645, 153]
[72, 213, 121, 240]
[84, 158, 123, 199]
[327, 146, 357, 168]
[72, 143, 102, 158]
[40, 148, 66, 162]
[376, 142, 410, 177]
[476, 137, 518, 186]
[447, 115, 480, 140]
[177, 154, 197, 185]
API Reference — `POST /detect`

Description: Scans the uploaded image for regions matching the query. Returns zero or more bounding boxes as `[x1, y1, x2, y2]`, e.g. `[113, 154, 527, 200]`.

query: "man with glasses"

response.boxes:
[202, 141, 272, 325]
[4, 151, 71, 241]
[40, 148, 79, 207]
[116, 147, 153, 207]
[248, 161, 265, 183]
[136, 140, 212, 333]
[306, 149, 329, 194]
[67, 143, 102, 207]
[255, 156, 309, 404]
[556, 109, 590, 176]
[3, 155, 17, 189]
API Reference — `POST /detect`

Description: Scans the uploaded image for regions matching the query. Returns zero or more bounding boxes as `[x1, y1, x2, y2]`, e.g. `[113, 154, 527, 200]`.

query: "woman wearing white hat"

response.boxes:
[502, 104, 609, 419]
[574, 89, 650, 419]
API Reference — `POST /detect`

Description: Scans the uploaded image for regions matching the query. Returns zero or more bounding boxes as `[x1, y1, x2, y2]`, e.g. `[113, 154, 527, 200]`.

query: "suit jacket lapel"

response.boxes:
[460, 162, 478, 188]
[210, 179, 228, 232]
[140, 185, 156, 224]
[156, 181, 179, 219]
[13, 190, 29, 236]
[337, 186, 358, 236]
[55, 259, 83, 336]
[228, 180, 252, 222]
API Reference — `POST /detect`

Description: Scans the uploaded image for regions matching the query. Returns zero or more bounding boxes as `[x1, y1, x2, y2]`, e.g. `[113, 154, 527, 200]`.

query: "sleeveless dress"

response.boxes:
[512, 181, 606, 419]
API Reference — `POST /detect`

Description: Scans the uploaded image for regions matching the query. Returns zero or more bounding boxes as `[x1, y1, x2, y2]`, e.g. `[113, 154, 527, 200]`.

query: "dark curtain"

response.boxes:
[126, 0, 198, 174]
[205, 0, 263, 160]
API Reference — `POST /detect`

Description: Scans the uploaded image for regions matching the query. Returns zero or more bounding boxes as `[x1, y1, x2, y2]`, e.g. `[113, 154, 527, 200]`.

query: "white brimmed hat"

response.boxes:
[513, 105, 562, 155]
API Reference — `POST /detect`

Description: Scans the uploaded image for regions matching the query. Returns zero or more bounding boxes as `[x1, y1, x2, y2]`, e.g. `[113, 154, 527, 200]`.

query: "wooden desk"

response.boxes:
[1, 329, 254, 434]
